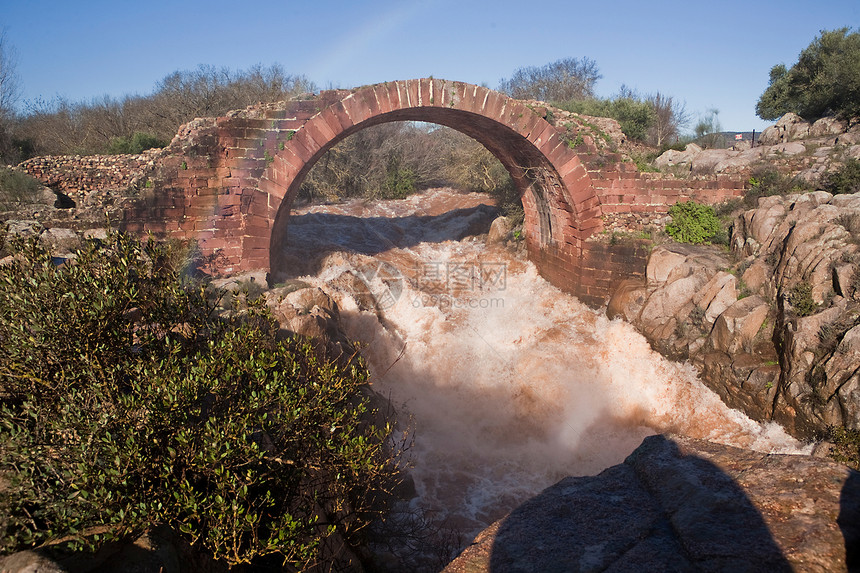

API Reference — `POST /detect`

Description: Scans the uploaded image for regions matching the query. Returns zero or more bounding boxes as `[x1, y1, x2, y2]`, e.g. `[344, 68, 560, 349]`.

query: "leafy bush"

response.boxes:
[787, 281, 818, 316]
[0, 232, 397, 567]
[631, 152, 659, 173]
[556, 96, 656, 142]
[665, 201, 723, 244]
[106, 131, 168, 154]
[693, 109, 726, 149]
[300, 122, 446, 202]
[824, 425, 860, 470]
[437, 130, 524, 225]
[823, 158, 860, 195]
[14, 64, 316, 157]
[379, 153, 416, 199]
[744, 167, 812, 207]
[756, 27, 860, 121]
[714, 197, 744, 218]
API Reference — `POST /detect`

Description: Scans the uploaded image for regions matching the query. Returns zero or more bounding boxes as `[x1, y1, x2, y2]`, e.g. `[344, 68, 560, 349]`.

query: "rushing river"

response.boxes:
[279, 188, 807, 570]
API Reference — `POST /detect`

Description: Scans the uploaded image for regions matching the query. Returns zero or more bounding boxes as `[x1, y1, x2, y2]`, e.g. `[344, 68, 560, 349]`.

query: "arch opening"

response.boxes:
[267, 107, 574, 282]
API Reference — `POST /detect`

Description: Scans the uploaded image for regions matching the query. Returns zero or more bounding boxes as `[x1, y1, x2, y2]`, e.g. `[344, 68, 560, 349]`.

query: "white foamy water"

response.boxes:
[281, 188, 808, 568]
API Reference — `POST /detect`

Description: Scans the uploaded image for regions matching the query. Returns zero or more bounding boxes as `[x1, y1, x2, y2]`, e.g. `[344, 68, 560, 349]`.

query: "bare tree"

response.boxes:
[13, 63, 317, 157]
[300, 122, 450, 201]
[695, 108, 725, 148]
[0, 29, 21, 163]
[646, 92, 690, 147]
[498, 57, 602, 103]
[0, 29, 19, 119]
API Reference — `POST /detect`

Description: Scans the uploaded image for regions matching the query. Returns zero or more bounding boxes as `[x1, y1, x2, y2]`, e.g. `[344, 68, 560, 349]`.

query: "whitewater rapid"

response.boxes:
[281, 188, 808, 568]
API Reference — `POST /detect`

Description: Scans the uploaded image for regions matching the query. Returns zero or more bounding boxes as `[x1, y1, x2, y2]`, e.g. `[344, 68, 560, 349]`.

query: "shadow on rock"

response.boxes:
[442, 434, 860, 572]
[840, 469, 860, 571]
[484, 435, 791, 572]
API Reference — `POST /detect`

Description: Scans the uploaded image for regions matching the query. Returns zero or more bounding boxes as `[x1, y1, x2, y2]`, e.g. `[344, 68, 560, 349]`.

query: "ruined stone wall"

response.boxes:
[16, 152, 159, 201]
[119, 99, 330, 274]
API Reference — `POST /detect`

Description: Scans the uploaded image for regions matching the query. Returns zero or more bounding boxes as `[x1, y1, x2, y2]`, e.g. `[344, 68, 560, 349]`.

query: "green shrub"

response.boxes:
[787, 281, 818, 316]
[744, 167, 812, 207]
[556, 96, 655, 142]
[490, 177, 524, 226]
[714, 197, 744, 218]
[665, 200, 723, 244]
[0, 232, 397, 567]
[380, 154, 416, 199]
[823, 158, 860, 195]
[0, 168, 44, 209]
[824, 425, 860, 470]
[660, 140, 689, 153]
[106, 132, 167, 155]
[631, 152, 659, 173]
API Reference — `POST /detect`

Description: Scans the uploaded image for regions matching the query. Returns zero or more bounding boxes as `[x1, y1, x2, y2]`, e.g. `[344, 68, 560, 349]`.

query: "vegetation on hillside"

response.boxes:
[756, 27, 860, 121]
[744, 167, 814, 207]
[664, 200, 725, 245]
[2, 64, 315, 161]
[499, 59, 690, 146]
[0, 167, 44, 210]
[823, 158, 860, 195]
[0, 231, 400, 568]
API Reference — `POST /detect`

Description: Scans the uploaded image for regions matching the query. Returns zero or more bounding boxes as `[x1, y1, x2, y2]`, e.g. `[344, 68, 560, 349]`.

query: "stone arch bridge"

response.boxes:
[122, 78, 745, 306]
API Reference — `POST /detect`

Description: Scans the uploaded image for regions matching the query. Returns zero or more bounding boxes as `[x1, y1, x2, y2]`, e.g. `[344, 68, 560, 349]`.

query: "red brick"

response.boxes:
[185, 205, 219, 218]
[341, 93, 372, 124]
[482, 90, 504, 118]
[451, 82, 469, 111]
[405, 79, 420, 108]
[464, 85, 485, 115]
[555, 157, 586, 181]
[374, 83, 394, 114]
[226, 158, 264, 171]
[283, 137, 313, 164]
[240, 235, 270, 250]
[526, 120, 554, 147]
[353, 87, 380, 118]
[514, 106, 541, 136]
[293, 129, 322, 157]
[319, 106, 348, 137]
[299, 119, 331, 152]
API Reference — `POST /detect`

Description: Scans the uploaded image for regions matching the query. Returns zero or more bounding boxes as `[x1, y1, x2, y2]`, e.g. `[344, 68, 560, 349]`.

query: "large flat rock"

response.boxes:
[444, 435, 859, 572]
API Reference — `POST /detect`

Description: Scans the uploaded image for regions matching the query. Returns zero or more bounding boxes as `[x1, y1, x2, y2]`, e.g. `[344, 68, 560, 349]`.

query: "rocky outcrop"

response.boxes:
[264, 281, 357, 359]
[654, 113, 860, 185]
[760, 112, 813, 145]
[759, 113, 852, 146]
[444, 434, 860, 572]
[486, 215, 514, 244]
[610, 192, 860, 437]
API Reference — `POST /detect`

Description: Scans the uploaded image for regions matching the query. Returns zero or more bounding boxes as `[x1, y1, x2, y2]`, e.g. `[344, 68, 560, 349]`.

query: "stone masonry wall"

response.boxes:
[17, 152, 159, 202]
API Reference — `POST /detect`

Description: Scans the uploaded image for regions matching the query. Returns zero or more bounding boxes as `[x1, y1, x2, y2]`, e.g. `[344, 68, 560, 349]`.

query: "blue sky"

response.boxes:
[2, 0, 857, 132]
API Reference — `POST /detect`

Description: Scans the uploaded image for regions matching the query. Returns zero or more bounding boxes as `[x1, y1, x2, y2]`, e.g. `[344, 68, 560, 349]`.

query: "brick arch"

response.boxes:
[126, 77, 745, 305]
[260, 78, 602, 287]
